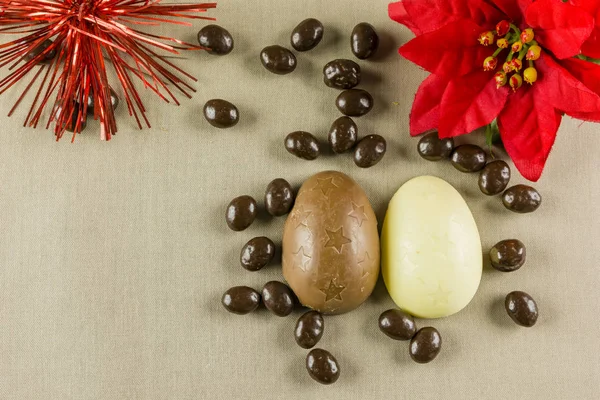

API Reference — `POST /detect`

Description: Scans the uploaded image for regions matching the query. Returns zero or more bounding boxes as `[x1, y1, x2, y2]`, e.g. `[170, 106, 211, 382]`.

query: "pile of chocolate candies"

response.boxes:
[415, 131, 541, 326]
[223, 177, 346, 384]
[281, 19, 386, 168]
[199, 19, 387, 169]
[417, 132, 542, 213]
[209, 20, 542, 385]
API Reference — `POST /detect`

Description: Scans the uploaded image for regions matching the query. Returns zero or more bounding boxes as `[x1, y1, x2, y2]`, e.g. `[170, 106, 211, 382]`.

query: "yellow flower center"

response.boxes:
[479, 22, 539, 91]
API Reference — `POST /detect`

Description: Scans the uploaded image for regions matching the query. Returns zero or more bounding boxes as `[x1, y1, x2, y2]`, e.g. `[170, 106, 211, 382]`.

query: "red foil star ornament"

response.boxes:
[0, 0, 216, 141]
[390, 0, 600, 181]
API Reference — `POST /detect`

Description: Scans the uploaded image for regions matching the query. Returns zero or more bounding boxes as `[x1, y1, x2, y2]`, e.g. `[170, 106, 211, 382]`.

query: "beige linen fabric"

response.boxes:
[0, 1, 599, 399]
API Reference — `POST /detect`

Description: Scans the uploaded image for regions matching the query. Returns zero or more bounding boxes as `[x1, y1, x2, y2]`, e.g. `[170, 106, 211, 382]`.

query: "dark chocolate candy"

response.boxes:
[490, 239, 526, 272]
[265, 178, 295, 216]
[502, 185, 542, 213]
[378, 309, 417, 340]
[336, 89, 374, 117]
[295, 310, 324, 349]
[260, 45, 297, 75]
[225, 195, 257, 231]
[351, 23, 379, 60]
[203, 99, 239, 129]
[291, 18, 324, 52]
[198, 24, 234, 55]
[328, 117, 358, 154]
[222, 286, 261, 315]
[505, 291, 538, 327]
[409, 327, 442, 363]
[55, 104, 87, 133]
[323, 59, 361, 90]
[240, 237, 276, 271]
[262, 281, 296, 317]
[417, 131, 454, 161]
[306, 348, 340, 385]
[86, 88, 119, 115]
[354, 134, 386, 168]
[450, 144, 487, 172]
[24, 39, 56, 62]
[479, 160, 511, 195]
[285, 131, 320, 161]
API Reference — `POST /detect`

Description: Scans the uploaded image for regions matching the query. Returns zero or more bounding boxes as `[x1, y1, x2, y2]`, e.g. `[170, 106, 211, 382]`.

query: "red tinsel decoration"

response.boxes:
[0, 0, 216, 141]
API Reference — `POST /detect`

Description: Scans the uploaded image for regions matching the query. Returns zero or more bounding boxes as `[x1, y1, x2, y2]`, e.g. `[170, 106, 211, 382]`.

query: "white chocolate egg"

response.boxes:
[381, 176, 482, 318]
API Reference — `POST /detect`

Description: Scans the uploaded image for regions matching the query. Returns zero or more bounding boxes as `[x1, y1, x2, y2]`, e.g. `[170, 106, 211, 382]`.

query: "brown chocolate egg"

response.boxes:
[282, 171, 380, 315]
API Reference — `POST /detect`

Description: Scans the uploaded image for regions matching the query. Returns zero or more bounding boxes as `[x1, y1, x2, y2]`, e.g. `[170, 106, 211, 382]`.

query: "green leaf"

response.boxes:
[485, 120, 501, 158]
[576, 55, 600, 64]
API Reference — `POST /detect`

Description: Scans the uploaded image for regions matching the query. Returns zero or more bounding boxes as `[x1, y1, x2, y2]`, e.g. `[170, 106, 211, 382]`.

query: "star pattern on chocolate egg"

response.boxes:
[291, 246, 312, 272]
[417, 183, 439, 202]
[400, 251, 420, 276]
[294, 205, 312, 228]
[282, 171, 380, 315]
[312, 177, 338, 197]
[446, 216, 461, 247]
[321, 279, 346, 302]
[348, 202, 368, 227]
[430, 284, 452, 306]
[324, 227, 352, 253]
[357, 252, 372, 277]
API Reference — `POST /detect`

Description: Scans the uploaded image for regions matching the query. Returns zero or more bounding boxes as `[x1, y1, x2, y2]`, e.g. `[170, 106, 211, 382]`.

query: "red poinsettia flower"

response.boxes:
[577, 0, 600, 58]
[389, 0, 600, 181]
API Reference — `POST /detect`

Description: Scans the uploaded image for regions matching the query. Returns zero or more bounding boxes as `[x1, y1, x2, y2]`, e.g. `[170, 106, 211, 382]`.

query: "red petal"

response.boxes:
[567, 0, 600, 14]
[560, 57, 600, 121]
[559, 56, 600, 95]
[410, 74, 449, 135]
[497, 85, 562, 181]
[536, 54, 600, 113]
[389, 2, 422, 35]
[389, 0, 505, 35]
[582, 26, 600, 59]
[490, 0, 532, 24]
[570, 0, 600, 57]
[568, 111, 600, 121]
[438, 70, 509, 138]
[526, 0, 595, 59]
[399, 19, 494, 79]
